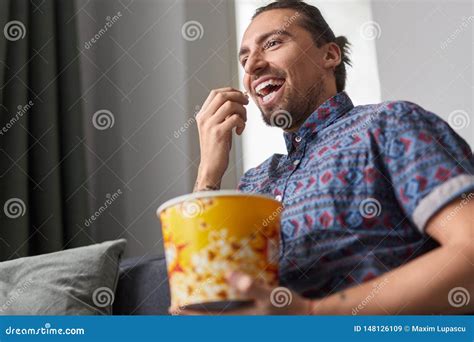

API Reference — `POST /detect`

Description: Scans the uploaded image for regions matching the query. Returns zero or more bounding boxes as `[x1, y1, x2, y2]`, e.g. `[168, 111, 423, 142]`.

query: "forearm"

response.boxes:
[311, 243, 474, 315]
[193, 166, 222, 192]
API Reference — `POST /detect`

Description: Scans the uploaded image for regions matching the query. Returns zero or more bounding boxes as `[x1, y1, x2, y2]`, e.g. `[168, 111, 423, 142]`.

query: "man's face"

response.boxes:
[239, 9, 330, 130]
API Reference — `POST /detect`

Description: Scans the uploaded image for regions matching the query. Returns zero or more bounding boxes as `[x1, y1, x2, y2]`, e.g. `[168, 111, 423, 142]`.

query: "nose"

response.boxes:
[244, 51, 267, 77]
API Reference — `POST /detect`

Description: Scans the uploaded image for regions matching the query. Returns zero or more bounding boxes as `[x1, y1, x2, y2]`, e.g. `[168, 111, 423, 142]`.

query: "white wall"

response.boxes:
[372, 0, 473, 148]
[235, 0, 382, 172]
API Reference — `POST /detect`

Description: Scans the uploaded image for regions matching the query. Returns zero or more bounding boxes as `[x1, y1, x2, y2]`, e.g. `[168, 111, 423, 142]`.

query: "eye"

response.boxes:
[264, 39, 281, 49]
[241, 57, 248, 67]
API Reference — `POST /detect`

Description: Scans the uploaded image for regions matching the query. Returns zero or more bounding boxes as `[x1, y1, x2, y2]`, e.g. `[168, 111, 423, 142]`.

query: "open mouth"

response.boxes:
[255, 78, 285, 106]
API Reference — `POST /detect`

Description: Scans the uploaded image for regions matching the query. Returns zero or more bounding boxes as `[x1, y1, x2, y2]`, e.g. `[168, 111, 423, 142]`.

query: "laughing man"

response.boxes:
[185, 0, 474, 315]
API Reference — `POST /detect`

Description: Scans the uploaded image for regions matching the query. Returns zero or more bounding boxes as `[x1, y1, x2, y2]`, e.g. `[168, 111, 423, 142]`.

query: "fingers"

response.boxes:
[236, 124, 245, 136]
[201, 87, 238, 111]
[227, 271, 270, 301]
[220, 114, 246, 136]
[210, 101, 247, 125]
[200, 90, 248, 122]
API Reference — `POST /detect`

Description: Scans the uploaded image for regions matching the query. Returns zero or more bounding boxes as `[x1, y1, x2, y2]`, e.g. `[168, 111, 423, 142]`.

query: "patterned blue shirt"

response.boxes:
[238, 91, 474, 298]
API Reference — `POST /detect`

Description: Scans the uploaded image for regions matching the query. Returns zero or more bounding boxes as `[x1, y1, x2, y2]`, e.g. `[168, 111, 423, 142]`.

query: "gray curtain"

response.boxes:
[0, 0, 91, 261]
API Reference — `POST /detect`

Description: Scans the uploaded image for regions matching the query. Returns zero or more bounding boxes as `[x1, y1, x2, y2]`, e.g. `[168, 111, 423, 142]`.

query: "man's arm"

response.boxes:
[311, 195, 474, 315]
[192, 88, 248, 192]
[193, 166, 222, 192]
[176, 195, 473, 316]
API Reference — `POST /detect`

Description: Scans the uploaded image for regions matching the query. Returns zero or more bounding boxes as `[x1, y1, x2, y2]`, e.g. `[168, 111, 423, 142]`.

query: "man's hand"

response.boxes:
[170, 271, 311, 315]
[194, 88, 248, 192]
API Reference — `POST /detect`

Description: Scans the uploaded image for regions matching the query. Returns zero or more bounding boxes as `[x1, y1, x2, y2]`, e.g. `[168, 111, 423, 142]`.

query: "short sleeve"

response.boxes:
[376, 101, 474, 232]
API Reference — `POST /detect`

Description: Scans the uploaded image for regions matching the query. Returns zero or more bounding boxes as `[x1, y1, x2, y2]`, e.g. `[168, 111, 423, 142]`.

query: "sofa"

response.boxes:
[113, 255, 171, 315]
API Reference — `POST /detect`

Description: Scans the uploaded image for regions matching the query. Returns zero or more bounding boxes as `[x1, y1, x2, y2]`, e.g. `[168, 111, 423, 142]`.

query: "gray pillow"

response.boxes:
[0, 239, 126, 315]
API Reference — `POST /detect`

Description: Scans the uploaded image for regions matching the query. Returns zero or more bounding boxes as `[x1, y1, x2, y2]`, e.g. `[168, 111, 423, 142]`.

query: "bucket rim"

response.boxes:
[156, 190, 280, 215]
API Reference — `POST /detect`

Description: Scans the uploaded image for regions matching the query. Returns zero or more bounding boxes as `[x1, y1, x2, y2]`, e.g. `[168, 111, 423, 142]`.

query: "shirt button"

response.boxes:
[293, 159, 300, 166]
[295, 136, 302, 143]
[275, 195, 282, 202]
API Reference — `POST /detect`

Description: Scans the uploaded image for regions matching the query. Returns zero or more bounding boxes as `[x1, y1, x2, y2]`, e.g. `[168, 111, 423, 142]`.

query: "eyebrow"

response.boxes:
[238, 29, 293, 60]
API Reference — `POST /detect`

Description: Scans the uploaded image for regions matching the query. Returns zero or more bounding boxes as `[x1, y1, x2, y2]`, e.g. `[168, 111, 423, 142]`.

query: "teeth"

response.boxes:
[262, 91, 277, 103]
[255, 78, 284, 95]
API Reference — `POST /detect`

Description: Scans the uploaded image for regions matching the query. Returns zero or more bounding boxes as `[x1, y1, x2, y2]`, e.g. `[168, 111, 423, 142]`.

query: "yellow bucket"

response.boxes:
[157, 190, 282, 311]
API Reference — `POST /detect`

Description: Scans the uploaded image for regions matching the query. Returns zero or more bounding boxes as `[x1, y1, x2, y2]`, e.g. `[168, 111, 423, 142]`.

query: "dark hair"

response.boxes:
[252, 0, 351, 92]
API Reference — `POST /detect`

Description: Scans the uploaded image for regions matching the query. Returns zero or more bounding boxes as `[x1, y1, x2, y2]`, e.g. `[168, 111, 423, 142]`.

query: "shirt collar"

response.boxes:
[283, 91, 354, 153]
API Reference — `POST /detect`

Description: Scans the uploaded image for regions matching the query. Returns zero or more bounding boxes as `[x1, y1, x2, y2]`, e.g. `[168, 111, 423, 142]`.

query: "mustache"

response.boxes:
[252, 68, 286, 81]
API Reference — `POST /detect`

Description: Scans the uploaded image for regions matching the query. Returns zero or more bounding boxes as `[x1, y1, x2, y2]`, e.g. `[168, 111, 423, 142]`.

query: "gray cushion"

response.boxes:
[113, 255, 170, 315]
[0, 239, 126, 315]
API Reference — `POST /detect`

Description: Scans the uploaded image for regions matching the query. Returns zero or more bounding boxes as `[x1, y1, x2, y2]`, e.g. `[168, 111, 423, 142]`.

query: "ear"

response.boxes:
[322, 42, 342, 71]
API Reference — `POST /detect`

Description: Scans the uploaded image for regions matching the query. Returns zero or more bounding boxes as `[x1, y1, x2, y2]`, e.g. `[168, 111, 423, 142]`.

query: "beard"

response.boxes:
[259, 73, 324, 131]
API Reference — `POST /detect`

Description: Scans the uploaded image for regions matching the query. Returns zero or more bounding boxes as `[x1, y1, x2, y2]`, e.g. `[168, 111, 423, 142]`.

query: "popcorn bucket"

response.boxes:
[157, 190, 282, 311]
